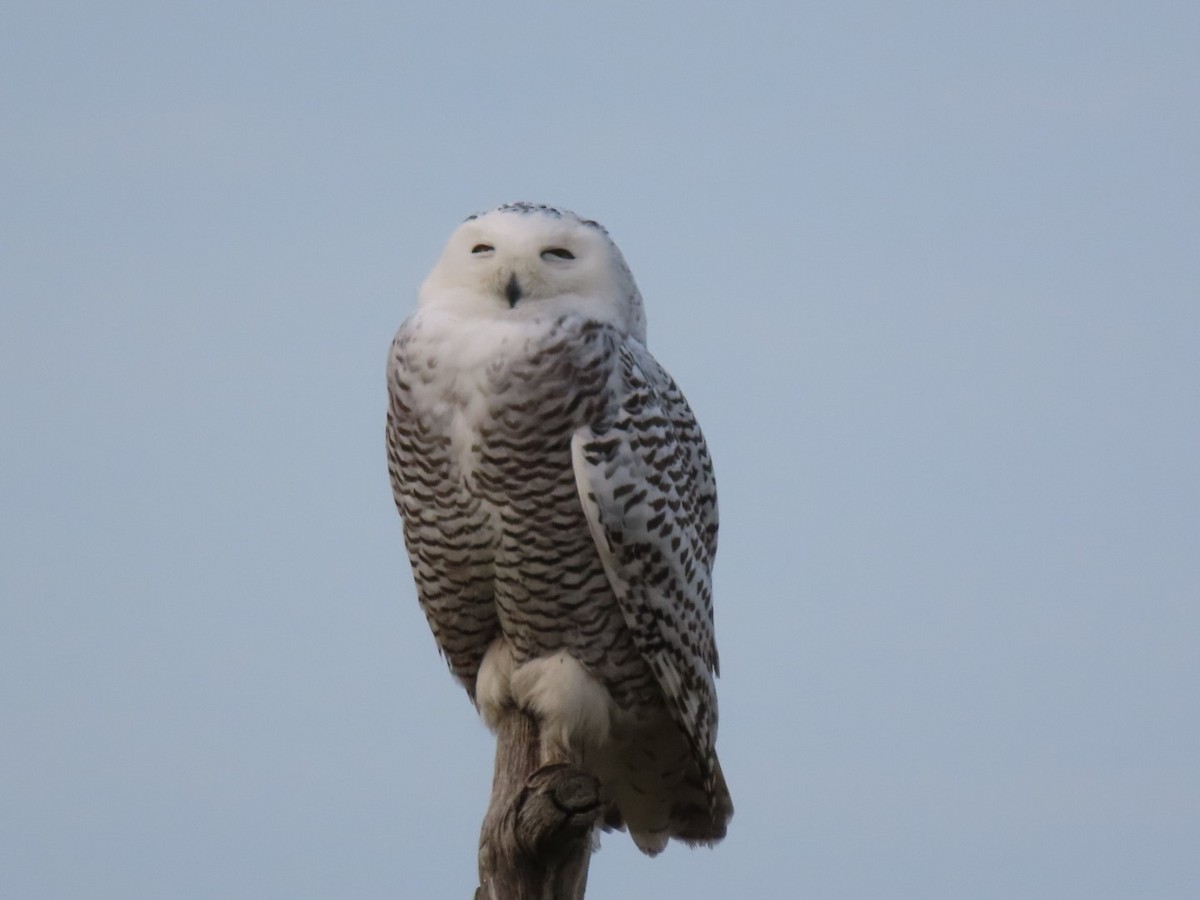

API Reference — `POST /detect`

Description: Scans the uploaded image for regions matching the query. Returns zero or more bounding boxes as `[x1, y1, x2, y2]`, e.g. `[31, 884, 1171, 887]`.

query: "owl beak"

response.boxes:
[504, 273, 523, 308]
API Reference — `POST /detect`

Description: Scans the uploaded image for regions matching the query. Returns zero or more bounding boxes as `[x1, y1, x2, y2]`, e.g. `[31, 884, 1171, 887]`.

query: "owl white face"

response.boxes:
[419, 203, 646, 341]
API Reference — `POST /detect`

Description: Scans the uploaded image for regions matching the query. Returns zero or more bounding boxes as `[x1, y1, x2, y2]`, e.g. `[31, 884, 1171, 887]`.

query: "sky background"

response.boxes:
[2, 2, 1198, 898]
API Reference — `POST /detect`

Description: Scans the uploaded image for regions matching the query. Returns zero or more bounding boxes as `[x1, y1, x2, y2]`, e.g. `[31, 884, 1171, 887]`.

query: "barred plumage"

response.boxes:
[386, 203, 731, 854]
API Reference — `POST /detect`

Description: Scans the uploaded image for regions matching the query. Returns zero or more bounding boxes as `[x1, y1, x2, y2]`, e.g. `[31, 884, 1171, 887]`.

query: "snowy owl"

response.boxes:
[385, 202, 732, 853]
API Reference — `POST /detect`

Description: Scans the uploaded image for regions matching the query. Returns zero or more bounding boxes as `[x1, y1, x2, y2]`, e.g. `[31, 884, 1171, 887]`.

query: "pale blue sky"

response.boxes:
[2, 2, 1198, 898]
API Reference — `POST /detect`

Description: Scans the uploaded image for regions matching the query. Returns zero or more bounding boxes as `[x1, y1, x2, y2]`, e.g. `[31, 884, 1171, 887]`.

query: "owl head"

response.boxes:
[419, 203, 647, 342]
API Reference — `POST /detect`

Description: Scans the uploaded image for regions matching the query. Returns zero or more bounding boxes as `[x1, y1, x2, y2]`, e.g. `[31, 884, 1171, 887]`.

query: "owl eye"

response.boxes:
[471, 244, 494, 254]
[541, 247, 575, 261]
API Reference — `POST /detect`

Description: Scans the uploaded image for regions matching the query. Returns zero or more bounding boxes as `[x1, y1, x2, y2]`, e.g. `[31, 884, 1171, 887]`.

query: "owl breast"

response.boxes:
[389, 309, 658, 710]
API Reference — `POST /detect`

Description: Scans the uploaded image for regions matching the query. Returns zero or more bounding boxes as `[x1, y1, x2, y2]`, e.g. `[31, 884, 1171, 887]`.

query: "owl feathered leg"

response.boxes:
[477, 640, 613, 765]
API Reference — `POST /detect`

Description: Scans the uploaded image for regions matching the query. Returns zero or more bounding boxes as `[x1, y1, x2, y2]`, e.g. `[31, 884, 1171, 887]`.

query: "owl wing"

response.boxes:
[386, 325, 499, 697]
[571, 339, 721, 789]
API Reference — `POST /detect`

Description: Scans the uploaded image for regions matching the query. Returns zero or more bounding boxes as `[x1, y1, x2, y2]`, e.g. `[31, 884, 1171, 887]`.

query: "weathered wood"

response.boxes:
[476, 708, 601, 900]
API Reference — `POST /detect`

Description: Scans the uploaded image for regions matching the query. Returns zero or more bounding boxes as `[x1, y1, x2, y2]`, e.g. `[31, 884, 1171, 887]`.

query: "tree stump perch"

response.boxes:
[476, 708, 601, 900]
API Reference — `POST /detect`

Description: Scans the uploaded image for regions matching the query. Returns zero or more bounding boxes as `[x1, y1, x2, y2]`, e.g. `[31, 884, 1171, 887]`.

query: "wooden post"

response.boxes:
[475, 708, 601, 900]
